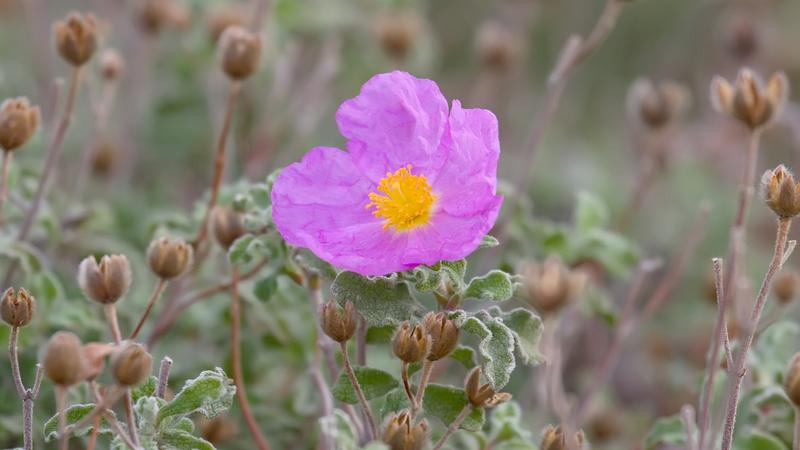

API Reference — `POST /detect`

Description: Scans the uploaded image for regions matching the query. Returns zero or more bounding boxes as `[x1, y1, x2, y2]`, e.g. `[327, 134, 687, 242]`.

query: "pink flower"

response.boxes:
[271, 71, 502, 276]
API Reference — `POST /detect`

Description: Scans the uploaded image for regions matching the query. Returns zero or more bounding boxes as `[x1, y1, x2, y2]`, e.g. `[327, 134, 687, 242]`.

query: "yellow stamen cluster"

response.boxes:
[367, 165, 435, 231]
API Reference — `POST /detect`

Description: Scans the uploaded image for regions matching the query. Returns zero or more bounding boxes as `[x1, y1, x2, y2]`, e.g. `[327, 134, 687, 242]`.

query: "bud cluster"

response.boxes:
[711, 68, 788, 130]
[392, 312, 459, 363]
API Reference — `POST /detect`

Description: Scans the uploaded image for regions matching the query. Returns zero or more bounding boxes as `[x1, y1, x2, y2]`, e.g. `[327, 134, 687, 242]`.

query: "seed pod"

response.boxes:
[710, 68, 788, 130]
[91, 139, 117, 176]
[212, 206, 247, 249]
[392, 322, 428, 363]
[147, 236, 193, 279]
[475, 21, 520, 72]
[785, 353, 800, 407]
[773, 270, 798, 305]
[464, 366, 511, 408]
[81, 342, 115, 380]
[218, 26, 261, 80]
[77, 254, 133, 304]
[111, 342, 153, 386]
[0, 287, 36, 327]
[541, 424, 586, 450]
[374, 14, 419, 61]
[761, 165, 800, 219]
[43, 331, 86, 386]
[627, 78, 689, 129]
[423, 312, 459, 361]
[0, 97, 40, 152]
[98, 48, 124, 81]
[726, 16, 759, 61]
[53, 12, 98, 66]
[521, 256, 587, 315]
[382, 410, 428, 450]
[206, 6, 247, 43]
[319, 300, 358, 343]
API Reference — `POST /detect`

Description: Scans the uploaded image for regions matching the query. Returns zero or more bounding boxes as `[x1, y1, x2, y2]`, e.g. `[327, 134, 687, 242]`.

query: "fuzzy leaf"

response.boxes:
[451, 346, 477, 368]
[464, 270, 515, 302]
[253, 276, 278, 302]
[296, 249, 338, 280]
[498, 308, 544, 365]
[331, 272, 419, 326]
[43, 404, 115, 442]
[159, 430, 217, 450]
[574, 191, 609, 233]
[156, 368, 235, 424]
[737, 430, 789, 450]
[644, 415, 685, 450]
[332, 366, 399, 404]
[479, 235, 500, 248]
[488, 402, 532, 442]
[422, 384, 485, 432]
[457, 311, 516, 389]
[227, 235, 257, 264]
[320, 409, 359, 450]
[132, 376, 158, 402]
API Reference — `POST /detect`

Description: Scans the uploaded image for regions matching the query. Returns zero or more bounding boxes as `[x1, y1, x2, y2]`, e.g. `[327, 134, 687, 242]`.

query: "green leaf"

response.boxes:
[457, 311, 516, 389]
[643, 414, 685, 450]
[330, 272, 420, 327]
[156, 368, 235, 424]
[332, 366, 399, 404]
[422, 384, 485, 432]
[30, 271, 63, 304]
[451, 346, 477, 369]
[319, 409, 359, 450]
[132, 376, 158, 402]
[464, 270, 515, 302]
[574, 191, 609, 233]
[227, 235, 256, 264]
[479, 235, 500, 248]
[576, 229, 639, 277]
[159, 430, 216, 450]
[753, 321, 800, 383]
[296, 249, 338, 280]
[736, 429, 789, 450]
[410, 260, 467, 293]
[253, 276, 277, 302]
[498, 308, 544, 365]
[43, 404, 115, 442]
[488, 402, 532, 442]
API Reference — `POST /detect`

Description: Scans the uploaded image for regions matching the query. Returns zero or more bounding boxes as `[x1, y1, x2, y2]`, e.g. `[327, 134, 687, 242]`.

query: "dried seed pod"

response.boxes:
[81, 342, 115, 380]
[710, 68, 788, 130]
[521, 256, 587, 315]
[422, 311, 459, 361]
[53, 11, 98, 66]
[91, 139, 117, 176]
[0, 97, 40, 152]
[111, 341, 153, 386]
[319, 300, 358, 343]
[136, 0, 170, 34]
[206, 6, 247, 43]
[464, 366, 511, 408]
[218, 25, 261, 80]
[773, 270, 798, 305]
[374, 14, 420, 61]
[475, 21, 520, 72]
[382, 410, 428, 450]
[392, 321, 428, 363]
[43, 331, 87, 386]
[77, 254, 133, 304]
[541, 424, 586, 450]
[0, 287, 35, 327]
[726, 16, 759, 61]
[627, 78, 689, 129]
[98, 48, 124, 81]
[762, 165, 800, 219]
[147, 236, 193, 279]
[785, 353, 800, 407]
[212, 206, 247, 249]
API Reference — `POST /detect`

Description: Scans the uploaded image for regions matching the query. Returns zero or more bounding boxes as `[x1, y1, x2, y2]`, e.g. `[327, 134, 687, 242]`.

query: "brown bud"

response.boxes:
[0, 287, 35, 327]
[774, 270, 798, 305]
[212, 206, 247, 249]
[43, 331, 87, 386]
[475, 21, 520, 72]
[521, 256, 587, 315]
[91, 139, 117, 176]
[422, 312, 459, 361]
[541, 425, 586, 450]
[785, 353, 800, 407]
[726, 16, 759, 61]
[392, 322, 429, 363]
[711, 68, 788, 130]
[218, 26, 261, 80]
[111, 342, 153, 386]
[0, 97, 40, 152]
[77, 254, 133, 304]
[319, 300, 358, 343]
[136, 0, 170, 34]
[147, 236, 193, 279]
[98, 48, 124, 81]
[627, 78, 689, 129]
[200, 416, 239, 444]
[206, 6, 248, 43]
[762, 165, 800, 219]
[53, 12, 98, 66]
[464, 366, 511, 408]
[382, 410, 428, 450]
[81, 342, 115, 381]
[374, 14, 420, 61]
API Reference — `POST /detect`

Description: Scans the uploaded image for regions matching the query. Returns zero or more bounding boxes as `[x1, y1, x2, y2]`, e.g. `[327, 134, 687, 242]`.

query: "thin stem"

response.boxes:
[230, 265, 272, 450]
[103, 304, 139, 446]
[401, 362, 416, 412]
[104, 304, 123, 344]
[356, 318, 367, 366]
[794, 406, 800, 450]
[431, 404, 473, 450]
[9, 326, 26, 398]
[682, 405, 698, 450]
[87, 416, 100, 450]
[194, 81, 242, 246]
[23, 398, 33, 450]
[0, 150, 13, 224]
[414, 359, 434, 409]
[129, 278, 168, 340]
[56, 386, 68, 450]
[720, 217, 792, 450]
[156, 356, 173, 399]
[697, 258, 727, 450]
[66, 386, 126, 433]
[340, 342, 378, 440]
[124, 390, 140, 446]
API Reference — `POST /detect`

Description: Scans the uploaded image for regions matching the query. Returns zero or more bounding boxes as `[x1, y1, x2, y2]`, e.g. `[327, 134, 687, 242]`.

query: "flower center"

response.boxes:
[366, 165, 436, 231]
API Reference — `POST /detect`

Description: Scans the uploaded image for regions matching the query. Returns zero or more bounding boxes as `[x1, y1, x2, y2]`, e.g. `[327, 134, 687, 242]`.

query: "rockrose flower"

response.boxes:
[271, 71, 502, 276]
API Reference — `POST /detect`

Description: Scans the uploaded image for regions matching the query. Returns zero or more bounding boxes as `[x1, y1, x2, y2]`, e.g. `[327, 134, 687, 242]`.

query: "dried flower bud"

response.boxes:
[762, 165, 800, 219]
[81, 342, 115, 380]
[43, 331, 86, 386]
[98, 48, 124, 81]
[147, 236, 193, 279]
[206, 7, 247, 43]
[422, 312, 459, 361]
[476, 21, 520, 72]
[136, 0, 170, 34]
[111, 341, 153, 386]
[218, 26, 261, 80]
[773, 270, 798, 305]
[464, 367, 511, 408]
[0, 97, 40, 152]
[392, 321, 429, 363]
[785, 353, 800, 407]
[320, 300, 358, 343]
[0, 287, 35, 327]
[711, 68, 789, 130]
[78, 254, 133, 304]
[726, 16, 759, 61]
[521, 256, 587, 315]
[91, 139, 117, 176]
[382, 410, 428, 450]
[374, 14, 420, 61]
[212, 206, 247, 249]
[53, 12, 98, 66]
[541, 425, 586, 450]
[627, 78, 689, 129]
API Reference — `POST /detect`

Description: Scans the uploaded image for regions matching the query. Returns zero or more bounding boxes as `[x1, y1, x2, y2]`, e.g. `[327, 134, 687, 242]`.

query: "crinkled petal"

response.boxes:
[336, 71, 449, 182]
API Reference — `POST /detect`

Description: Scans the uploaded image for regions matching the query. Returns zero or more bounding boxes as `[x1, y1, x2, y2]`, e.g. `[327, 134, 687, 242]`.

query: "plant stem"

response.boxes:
[104, 304, 123, 343]
[103, 303, 140, 446]
[194, 81, 242, 247]
[9, 326, 39, 450]
[720, 217, 792, 450]
[230, 265, 272, 450]
[0, 150, 13, 224]
[129, 278, 168, 340]
[56, 386, 68, 450]
[794, 406, 800, 450]
[697, 258, 727, 450]
[432, 404, 473, 450]
[156, 356, 173, 399]
[87, 415, 100, 450]
[414, 359, 434, 409]
[401, 362, 416, 412]
[340, 341, 378, 441]
[9, 327, 26, 398]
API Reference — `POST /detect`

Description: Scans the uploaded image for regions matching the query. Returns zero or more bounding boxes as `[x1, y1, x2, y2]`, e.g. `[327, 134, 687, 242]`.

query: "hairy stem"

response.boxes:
[414, 359, 434, 409]
[103, 304, 140, 446]
[794, 407, 800, 450]
[156, 356, 173, 399]
[401, 362, 416, 412]
[697, 258, 727, 450]
[0, 151, 13, 225]
[340, 342, 378, 440]
[432, 404, 473, 450]
[129, 278, 168, 340]
[56, 386, 68, 450]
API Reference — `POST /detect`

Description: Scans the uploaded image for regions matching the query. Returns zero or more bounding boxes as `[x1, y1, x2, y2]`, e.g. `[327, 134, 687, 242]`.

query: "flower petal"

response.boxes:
[336, 71, 449, 182]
